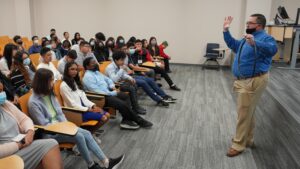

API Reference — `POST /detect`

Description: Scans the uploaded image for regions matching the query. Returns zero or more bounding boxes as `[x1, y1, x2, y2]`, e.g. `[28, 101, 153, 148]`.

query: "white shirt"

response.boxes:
[0, 57, 10, 77]
[60, 81, 94, 111]
[37, 62, 62, 81]
[39, 51, 57, 63]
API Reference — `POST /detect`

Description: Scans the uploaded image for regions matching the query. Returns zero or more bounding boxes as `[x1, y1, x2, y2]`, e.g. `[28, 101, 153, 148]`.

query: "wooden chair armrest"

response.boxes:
[85, 91, 108, 96]
[61, 107, 86, 113]
[34, 122, 78, 136]
[86, 94, 105, 100]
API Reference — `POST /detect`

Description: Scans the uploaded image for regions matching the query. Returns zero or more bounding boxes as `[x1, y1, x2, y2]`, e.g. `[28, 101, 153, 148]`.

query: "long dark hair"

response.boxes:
[3, 43, 18, 70]
[32, 68, 54, 95]
[11, 51, 31, 85]
[148, 37, 159, 56]
[63, 61, 83, 91]
[105, 37, 115, 49]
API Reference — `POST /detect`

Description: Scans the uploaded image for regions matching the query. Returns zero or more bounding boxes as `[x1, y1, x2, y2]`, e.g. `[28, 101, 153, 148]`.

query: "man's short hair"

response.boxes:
[251, 13, 266, 29]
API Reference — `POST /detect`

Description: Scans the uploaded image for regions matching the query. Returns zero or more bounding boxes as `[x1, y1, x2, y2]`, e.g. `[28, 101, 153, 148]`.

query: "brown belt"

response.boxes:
[236, 72, 268, 80]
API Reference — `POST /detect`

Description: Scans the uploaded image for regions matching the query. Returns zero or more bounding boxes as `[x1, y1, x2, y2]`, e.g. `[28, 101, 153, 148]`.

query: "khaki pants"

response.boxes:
[231, 73, 269, 151]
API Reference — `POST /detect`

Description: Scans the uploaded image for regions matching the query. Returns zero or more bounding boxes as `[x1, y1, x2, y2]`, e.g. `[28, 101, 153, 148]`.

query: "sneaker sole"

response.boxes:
[112, 155, 125, 169]
[120, 124, 140, 130]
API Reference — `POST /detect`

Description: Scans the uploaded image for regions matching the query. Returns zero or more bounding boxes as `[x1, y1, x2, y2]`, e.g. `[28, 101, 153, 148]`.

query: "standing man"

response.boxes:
[223, 14, 277, 157]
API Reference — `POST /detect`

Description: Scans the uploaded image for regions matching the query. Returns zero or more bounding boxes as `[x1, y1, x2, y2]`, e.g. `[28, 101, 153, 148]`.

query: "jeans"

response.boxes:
[134, 76, 166, 102]
[47, 128, 106, 165]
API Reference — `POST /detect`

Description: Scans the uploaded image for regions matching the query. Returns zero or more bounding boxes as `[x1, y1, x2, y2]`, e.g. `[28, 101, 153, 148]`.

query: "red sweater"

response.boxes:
[158, 45, 170, 59]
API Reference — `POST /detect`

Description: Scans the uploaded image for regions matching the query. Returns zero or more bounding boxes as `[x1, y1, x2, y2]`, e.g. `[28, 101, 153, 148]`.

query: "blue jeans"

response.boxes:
[46, 128, 106, 165]
[134, 75, 166, 102]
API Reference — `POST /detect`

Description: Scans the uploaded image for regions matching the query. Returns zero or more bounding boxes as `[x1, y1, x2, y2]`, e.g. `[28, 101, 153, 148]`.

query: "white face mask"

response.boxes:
[33, 40, 39, 44]
[90, 41, 95, 46]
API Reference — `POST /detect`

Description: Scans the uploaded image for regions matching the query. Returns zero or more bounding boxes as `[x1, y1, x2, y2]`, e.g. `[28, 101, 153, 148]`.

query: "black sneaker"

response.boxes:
[136, 117, 153, 128]
[135, 110, 146, 115]
[170, 85, 181, 91]
[157, 100, 169, 107]
[166, 95, 177, 101]
[107, 155, 125, 169]
[136, 107, 147, 114]
[120, 120, 140, 130]
[88, 163, 104, 169]
[157, 83, 163, 87]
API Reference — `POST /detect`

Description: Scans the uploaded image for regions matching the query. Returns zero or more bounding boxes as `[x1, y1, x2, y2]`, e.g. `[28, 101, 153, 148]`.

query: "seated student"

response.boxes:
[82, 57, 153, 129]
[131, 39, 181, 91]
[105, 37, 115, 60]
[60, 39, 72, 57]
[41, 40, 57, 61]
[0, 43, 18, 77]
[62, 31, 72, 45]
[37, 47, 62, 81]
[142, 39, 148, 48]
[28, 68, 124, 169]
[72, 32, 81, 45]
[106, 50, 176, 107]
[46, 28, 56, 40]
[89, 38, 96, 51]
[147, 37, 165, 69]
[126, 42, 155, 79]
[0, 72, 19, 105]
[0, 82, 63, 169]
[158, 41, 171, 73]
[57, 49, 78, 74]
[115, 36, 125, 49]
[13, 35, 26, 52]
[10, 51, 34, 97]
[61, 61, 110, 123]
[75, 41, 98, 66]
[50, 39, 62, 60]
[104, 50, 147, 115]
[28, 36, 42, 54]
[93, 40, 109, 62]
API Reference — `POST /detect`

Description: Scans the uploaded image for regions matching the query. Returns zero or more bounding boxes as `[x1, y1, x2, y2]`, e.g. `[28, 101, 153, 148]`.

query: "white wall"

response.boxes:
[0, 0, 17, 37]
[29, 0, 246, 65]
[271, 0, 300, 22]
[0, 0, 31, 38]
[1, 0, 296, 65]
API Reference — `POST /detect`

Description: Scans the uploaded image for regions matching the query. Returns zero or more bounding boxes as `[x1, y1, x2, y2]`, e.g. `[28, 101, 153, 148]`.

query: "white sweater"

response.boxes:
[60, 81, 95, 111]
[0, 58, 10, 77]
[37, 62, 62, 81]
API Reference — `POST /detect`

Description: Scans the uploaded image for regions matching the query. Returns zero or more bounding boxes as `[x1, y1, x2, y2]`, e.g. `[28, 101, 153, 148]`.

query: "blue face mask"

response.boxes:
[0, 92, 7, 105]
[23, 58, 31, 66]
[46, 44, 52, 49]
[129, 49, 135, 55]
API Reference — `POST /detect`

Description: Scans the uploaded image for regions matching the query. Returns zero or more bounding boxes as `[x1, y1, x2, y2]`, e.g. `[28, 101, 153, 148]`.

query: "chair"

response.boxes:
[29, 53, 40, 68]
[18, 90, 77, 150]
[0, 36, 11, 44]
[52, 60, 59, 69]
[202, 43, 222, 70]
[0, 155, 24, 169]
[99, 61, 112, 74]
[53, 80, 108, 128]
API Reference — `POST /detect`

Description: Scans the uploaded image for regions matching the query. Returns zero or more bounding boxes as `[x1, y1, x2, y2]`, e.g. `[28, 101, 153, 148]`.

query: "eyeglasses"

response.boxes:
[246, 22, 259, 25]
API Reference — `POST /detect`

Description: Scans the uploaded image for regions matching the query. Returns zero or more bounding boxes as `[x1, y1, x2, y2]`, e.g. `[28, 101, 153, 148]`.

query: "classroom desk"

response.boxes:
[0, 155, 24, 169]
[35, 121, 78, 136]
[266, 25, 300, 63]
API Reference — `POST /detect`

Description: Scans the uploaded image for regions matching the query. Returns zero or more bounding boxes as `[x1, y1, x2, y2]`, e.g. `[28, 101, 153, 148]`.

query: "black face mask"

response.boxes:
[246, 28, 256, 34]
[91, 64, 99, 72]
[17, 41, 23, 45]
